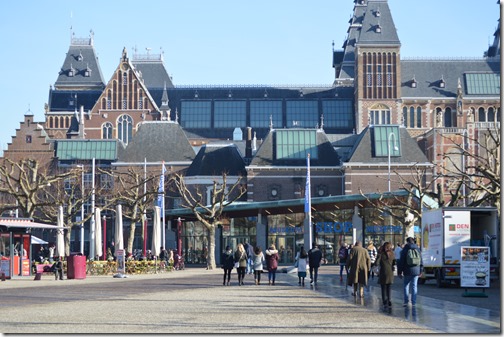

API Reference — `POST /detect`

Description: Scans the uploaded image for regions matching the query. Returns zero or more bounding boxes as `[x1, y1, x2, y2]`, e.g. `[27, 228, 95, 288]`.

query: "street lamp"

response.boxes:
[388, 132, 399, 192]
[76, 165, 85, 255]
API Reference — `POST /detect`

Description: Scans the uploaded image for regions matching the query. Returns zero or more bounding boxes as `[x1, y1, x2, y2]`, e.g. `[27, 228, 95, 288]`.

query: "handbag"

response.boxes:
[234, 262, 239, 268]
[371, 265, 380, 275]
[294, 260, 299, 268]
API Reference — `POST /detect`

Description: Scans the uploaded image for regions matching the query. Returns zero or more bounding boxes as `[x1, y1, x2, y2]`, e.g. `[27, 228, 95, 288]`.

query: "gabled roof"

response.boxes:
[186, 144, 246, 177]
[250, 128, 341, 167]
[401, 59, 500, 98]
[346, 126, 428, 165]
[54, 36, 105, 90]
[117, 121, 195, 163]
[55, 139, 119, 161]
[132, 53, 174, 90]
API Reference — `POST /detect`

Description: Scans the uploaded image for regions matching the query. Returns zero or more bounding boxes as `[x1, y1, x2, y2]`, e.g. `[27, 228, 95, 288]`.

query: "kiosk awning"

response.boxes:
[0, 219, 64, 230]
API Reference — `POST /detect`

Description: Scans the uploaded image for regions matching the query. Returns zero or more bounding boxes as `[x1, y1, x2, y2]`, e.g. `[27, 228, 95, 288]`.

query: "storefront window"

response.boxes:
[222, 217, 257, 252]
[267, 213, 304, 265]
[312, 210, 354, 264]
[182, 221, 209, 264]
[362, 208, 404, 248]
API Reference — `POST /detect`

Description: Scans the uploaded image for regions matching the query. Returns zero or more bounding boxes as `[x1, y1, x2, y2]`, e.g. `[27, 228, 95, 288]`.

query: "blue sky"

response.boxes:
[0, 0, 499, 152]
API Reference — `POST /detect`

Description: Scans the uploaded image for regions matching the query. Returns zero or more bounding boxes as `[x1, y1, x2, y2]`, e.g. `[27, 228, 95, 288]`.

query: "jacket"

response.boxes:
[347, 245, 371, 286]
[253, 252, 265, 271]
[234, 250, 248, 268]
[398, 243, 422, 276]
[308, 247, 322, 268]
[265, 249, 279, 271]
[376, 251, 395, 285]
[295, 252, 308, 271]
[222, 250, 235, 269]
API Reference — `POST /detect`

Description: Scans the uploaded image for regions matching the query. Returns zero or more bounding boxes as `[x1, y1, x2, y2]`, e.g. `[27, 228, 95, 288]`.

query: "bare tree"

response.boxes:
[440, 125, 500, 217]
[171, 172, 246, 270]
[100, 167, 158, 255]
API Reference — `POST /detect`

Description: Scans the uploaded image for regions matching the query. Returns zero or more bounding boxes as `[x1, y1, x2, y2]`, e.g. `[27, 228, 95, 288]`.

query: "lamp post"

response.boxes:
[76, 165, 85, 255]
[388, 132, 399, 192]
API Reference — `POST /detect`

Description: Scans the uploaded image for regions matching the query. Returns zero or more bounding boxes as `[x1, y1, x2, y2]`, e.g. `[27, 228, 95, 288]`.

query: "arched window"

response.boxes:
[49, 117, 54, 128]
[122, 72, 127, 85]
[488, 107, 495, 122]
[102, 122, 113, 139]
[416, 106, 422, 127]
[444, 107, 452, 127]
[117, 114, 133, 144]
[478, 107, 486, 122]
[402, 107, 407, 126]
[409, 107, 415, 128]
[369, 104, 390, 125]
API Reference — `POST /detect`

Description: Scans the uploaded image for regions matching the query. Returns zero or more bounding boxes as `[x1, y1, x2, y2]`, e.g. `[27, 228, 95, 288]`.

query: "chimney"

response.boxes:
[245, 127, 252, 158]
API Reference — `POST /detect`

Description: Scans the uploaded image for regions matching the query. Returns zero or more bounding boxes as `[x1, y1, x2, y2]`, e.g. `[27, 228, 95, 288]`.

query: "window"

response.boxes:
[286, 101, 318, 128]
[181, 101, 211, 128]
[102, 122, 113, 139]
[83, 173, 93, 190]
[369, 104, 390, 125]
[366, 64, 373, 87]
[117, 114, 133, 145]
[26, 135, 32, 143]
[122, 98, 127, 110]
[214, 101, 246, 128]
[386, 64, 393, 87]
[416, 107, 422, 127]
[122, 72, 127, 85]
[250, 100, 282, 128]
[100, 174, 114, 190]
[322, 100, 353, 130]
[275, 129, 318, 160]
[373, 125, 401, 157]
[478, 107, 486, 122]
[444, 107, 453, 127]
[64, 178, 75, 192]
[376, 65, 383, 87]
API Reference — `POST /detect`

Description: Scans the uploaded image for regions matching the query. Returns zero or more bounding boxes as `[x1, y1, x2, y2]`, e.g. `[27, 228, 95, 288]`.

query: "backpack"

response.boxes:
[406, 248, 421, 266]
[338, 248, 347, 259]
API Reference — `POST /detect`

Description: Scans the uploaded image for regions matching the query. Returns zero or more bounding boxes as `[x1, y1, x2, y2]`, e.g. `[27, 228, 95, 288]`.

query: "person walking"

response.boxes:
[265, 244, 279, 285]
[295, 246, 308, 286]
[244, 240, 255, 275]
[338, 242, 349, 282]
[234, 243, 247, 286]
[394, 242, 403, 273]
[252, 246, 265, 285]
[221, 246, 234, 286]
[367, 241, 378, 279]
[347, 241, 371, 297]
[308, 242, 323, 285]
[375, 242, 395, 307]
[397, 237, 422, 307]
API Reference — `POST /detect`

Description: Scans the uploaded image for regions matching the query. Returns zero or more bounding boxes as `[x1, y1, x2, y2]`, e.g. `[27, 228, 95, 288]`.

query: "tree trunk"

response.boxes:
[64, 229, 71, 258]
[207, 227, 216, 270]
[127, 207, 138, 255]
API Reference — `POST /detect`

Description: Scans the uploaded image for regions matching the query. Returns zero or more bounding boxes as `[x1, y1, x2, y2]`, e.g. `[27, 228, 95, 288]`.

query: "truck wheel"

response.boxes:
[435, 270, 444, 288]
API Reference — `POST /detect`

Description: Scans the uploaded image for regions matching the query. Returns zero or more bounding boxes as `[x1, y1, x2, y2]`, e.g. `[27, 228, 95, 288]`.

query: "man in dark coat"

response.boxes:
[397, 237, 422, 306]
[347, 241, 371, 297]
[308, 243, 323, 285]
[244, 241, 255, 274]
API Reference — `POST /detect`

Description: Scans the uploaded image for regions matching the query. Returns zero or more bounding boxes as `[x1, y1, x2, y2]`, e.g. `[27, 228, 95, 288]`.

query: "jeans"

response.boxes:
[403, 275, 419, 305]
[268, 270, 276, 282]
[339, 263, 348, 277]
[246, 258, 253, 274]
[309, 266, 319, 283]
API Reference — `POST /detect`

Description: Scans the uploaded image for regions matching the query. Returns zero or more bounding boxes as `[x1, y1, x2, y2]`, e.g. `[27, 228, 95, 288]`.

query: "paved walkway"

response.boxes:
[0, 266, 500, 334]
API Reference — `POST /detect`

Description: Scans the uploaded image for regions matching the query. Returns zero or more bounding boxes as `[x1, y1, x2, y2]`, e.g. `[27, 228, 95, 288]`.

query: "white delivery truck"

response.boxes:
[419, 207, 499, 287]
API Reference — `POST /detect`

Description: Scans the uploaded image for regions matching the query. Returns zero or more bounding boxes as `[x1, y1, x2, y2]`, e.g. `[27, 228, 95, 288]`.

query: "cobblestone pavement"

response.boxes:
[0, 267, 440, 334]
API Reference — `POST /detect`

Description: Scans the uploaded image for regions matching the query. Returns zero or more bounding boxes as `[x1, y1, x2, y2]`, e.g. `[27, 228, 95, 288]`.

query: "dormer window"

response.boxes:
[411, 76, 417, 88]
[194, 90, 199, 98]
[77, 51, 83, 61]
[375, 9, 381, 17]
[68, 64, 75, 77]
[375, 24, 382, 33]
[84, 64, 91, 77]
[439, 75, 446, 88]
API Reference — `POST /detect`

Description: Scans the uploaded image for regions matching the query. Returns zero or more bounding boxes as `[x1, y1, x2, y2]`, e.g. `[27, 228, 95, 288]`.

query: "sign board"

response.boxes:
[117, 249, 125, 274]
[444, 211, 471, 262]
[460, 246, 490, 288]
[0, 259, 10, 278]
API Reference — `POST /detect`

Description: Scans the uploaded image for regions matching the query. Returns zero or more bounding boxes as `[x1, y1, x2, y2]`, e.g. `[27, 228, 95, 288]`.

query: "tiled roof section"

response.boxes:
[54, 37, 105, 90]
[55, 139, 118, 160]
[132, 60, 174, 90]
[250, 129, 341, 167]
[48, 90, 102, 112]
[186, 144, 246, 177]
[357, 0, 400, 46]
[401, 59, 500, 98]
[118, 122, 195, 163]
[346, 126, 428, 164]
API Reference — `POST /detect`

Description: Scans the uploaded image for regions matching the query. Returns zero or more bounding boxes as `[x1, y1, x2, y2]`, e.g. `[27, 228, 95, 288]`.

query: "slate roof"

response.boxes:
[54, 37, 105, 90]
[249, 129, 341, 167]
[186, 144, 246, 177]
[117, 122, 195, 163]
[356, 0, 400, 47]
[132, 59, 174, 90]
[401, 59, 500, 98]
[346, 126, 428, 164]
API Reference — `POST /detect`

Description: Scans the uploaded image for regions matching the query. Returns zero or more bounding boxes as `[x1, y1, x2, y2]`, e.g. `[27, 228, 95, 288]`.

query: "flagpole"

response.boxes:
[304, 154, 312, 250]
[143, 158, 147, 257]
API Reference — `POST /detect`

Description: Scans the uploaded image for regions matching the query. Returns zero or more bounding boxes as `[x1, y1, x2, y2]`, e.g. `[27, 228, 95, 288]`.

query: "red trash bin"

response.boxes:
[67, 255, 87, 279]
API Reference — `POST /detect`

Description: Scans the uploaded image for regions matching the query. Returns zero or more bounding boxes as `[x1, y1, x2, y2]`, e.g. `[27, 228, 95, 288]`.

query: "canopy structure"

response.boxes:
[0, 218, 65, 231]
[31, 236, 48, 244]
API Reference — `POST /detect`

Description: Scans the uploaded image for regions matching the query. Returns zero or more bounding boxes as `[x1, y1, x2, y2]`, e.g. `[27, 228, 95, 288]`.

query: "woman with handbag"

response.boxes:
[375, 242, 395, 308]
[295, 246, 308, 286]
[221, 246, 234, 286]
[234, 243, 247, 286]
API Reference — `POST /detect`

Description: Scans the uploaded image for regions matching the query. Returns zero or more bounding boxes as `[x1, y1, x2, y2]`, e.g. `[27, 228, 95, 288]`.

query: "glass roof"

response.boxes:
[465, 73, 500, 95]
[56, 140, 117, 160]
[373, 125, 401, 157]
